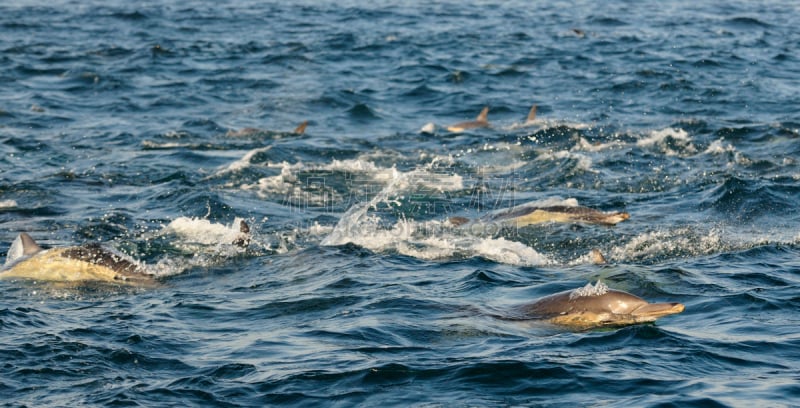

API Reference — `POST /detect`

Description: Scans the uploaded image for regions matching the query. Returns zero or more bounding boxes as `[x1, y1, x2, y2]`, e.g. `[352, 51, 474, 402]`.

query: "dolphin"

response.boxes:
[1, 221, 251, 285]
[448, 202, 630, 228]
[1, 233, 157, 286]
[446, 106, 489, 132]
[513, 281, 684, 329]
[226, 121, 309, 137]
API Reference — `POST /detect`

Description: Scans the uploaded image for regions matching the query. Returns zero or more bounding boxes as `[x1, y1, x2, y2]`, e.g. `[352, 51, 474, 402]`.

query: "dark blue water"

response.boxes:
[2, 1, 800, 406]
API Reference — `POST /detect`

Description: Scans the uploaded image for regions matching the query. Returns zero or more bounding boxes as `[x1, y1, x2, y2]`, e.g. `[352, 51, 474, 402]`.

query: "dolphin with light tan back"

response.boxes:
[226, 121, 309, 137]
[1, 233, 157, 286]
[512, 281, 684, 329]
[1, 221, 251, 286]
[449, 202, 630, 228]
[446, 107, 490, 132]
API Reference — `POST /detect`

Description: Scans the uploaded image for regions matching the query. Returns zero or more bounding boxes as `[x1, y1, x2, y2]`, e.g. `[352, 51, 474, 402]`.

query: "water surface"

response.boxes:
[2, 1, 800, 406]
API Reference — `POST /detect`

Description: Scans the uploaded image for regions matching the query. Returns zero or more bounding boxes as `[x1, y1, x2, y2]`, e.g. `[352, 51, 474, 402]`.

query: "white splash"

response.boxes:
[160, 216, 249, 247]
[569, 281, 609, 300]
[240, 162, 299, 197]
[320, 166, 549, 266]
[608, 227, 724, 261]
[143, 216, 255, 277]
[703, 139, 736, 155]
[141, 140, 194, 149]
[321, 166, 406, 247]
[420, 122, 436, 134]
[468, 237, 551, 266]
[218, 146, 273, 174]
[0, 200, 18, 209]
[535, 150, 596, 173]
[572, 136, 626, 152]
[636, 128, 697, 156]
[321, 159, 396, 183]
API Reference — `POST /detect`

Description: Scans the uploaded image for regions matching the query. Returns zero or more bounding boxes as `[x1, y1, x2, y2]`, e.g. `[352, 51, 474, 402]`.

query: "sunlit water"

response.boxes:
[2, 1, 800, 406]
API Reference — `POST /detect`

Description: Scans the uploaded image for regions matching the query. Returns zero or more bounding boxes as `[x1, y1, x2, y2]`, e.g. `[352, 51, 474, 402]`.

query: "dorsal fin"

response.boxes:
[5, 233, 44, 266]
[526, 105, 537, 122]
[293, 121, 308, 135]
[590, 249, 606, 264]
[476, 106, 489, 122]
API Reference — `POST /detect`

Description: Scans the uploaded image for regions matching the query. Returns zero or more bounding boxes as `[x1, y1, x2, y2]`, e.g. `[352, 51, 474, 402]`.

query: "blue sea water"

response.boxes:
[2, 0, 800, 406]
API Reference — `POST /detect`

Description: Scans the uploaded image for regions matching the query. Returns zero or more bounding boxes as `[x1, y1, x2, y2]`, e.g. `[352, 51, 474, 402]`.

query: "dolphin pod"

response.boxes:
[2, 224, 681, 329]
[2, 106, 681, 330]
[514, 281, 684, 329]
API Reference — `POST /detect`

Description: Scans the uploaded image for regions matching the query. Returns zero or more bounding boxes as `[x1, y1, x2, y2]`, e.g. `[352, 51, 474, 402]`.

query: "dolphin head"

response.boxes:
[518, 281, 684, 329]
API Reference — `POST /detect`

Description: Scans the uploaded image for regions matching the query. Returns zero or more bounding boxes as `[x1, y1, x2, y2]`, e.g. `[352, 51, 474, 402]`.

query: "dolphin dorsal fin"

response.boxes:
[526, 105, 537, 122]
[590, 249, 606, 264]
[293, 121, 308, 135]
[476, 106, 489, 122]
[5, 233, 43, 266]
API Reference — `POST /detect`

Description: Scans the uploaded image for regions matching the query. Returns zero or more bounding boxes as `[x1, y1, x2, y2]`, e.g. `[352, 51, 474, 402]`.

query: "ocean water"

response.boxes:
[2, 0, 800, 406]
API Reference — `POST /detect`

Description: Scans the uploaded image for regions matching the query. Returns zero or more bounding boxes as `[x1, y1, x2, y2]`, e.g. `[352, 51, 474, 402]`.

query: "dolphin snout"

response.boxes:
[632, 302, 685, 319]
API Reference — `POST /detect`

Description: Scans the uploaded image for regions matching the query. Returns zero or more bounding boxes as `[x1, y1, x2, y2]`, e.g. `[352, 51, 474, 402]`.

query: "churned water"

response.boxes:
[2, 0, 800, 406]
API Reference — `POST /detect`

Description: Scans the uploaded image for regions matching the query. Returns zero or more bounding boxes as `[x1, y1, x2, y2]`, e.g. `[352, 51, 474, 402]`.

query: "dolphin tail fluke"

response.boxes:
[526, 105, 537, 122]
[5, 233, 43, 266]
[293, 121, 309, 135]
[476, 106, 489, 122]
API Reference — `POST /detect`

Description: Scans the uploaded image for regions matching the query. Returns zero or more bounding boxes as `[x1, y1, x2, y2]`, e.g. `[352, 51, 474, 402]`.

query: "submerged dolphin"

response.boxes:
[1, 233, 156, 286]
[447, 107, 490, 132]
[1, 221, 251, 285]
[226, 121, 309, 137]
[449, 203, 630, 228]
[514, 281, 684, 329]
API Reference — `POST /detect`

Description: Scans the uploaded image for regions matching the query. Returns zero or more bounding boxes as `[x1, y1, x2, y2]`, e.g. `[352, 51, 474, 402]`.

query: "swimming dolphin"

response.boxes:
[447, 107, 490, 132]
[449, 203, 630, 228]
[226, 121, 309, 137]
[514, 281, 684, 329]
[1, 221, 251, 285]
[1, 233, 156, 286]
